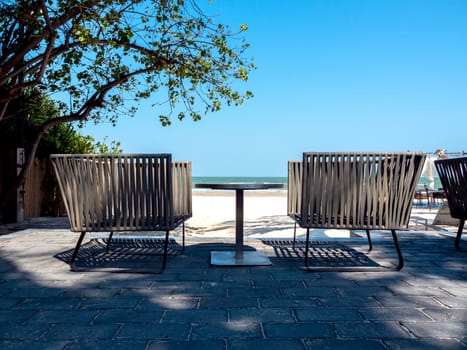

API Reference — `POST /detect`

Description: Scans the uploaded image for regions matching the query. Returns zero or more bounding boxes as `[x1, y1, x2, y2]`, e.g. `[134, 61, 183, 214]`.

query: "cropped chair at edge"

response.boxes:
[51, 153, 192, 273]
[288, 152, 426, 271]
[434, 157, 467, 251]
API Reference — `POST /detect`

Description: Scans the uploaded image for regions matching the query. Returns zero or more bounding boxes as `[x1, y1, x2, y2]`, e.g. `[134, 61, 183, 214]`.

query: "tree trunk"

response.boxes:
[0, 120, 55, 224]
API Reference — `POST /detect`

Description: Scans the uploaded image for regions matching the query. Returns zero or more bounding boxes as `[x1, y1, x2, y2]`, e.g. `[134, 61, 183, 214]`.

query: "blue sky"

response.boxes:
[81, 0, 467, 177]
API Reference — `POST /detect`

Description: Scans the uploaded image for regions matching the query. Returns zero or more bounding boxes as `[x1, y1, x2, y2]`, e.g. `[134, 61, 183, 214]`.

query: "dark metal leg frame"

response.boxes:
[365, 229, 373, 252]
[302, 228, 404, 272]
[455, 219, 465, 252]
[292, 222, 373, 252]
[69, 223, 186, 274]
[105, 222, 186, 256]
[293, 221, 297, 248]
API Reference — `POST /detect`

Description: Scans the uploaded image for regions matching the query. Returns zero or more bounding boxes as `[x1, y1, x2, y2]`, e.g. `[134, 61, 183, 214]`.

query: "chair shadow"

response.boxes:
[54, 237, 183, 271]
[262, 239, 380, 267]
[54, 233, 381, 271]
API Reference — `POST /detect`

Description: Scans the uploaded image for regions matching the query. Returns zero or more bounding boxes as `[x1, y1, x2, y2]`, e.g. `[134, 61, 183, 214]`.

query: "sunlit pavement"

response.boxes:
[0, 225, 465, 350]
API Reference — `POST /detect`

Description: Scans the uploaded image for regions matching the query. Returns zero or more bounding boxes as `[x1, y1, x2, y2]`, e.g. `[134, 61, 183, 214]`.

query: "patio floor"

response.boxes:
[0, 224, 465, 350]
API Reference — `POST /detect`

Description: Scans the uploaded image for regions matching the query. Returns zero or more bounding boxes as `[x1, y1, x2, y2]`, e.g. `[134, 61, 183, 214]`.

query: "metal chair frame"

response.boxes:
[288, 152, 426, 271]
[51, 154, 192, 273]
[435, 157, 467, 251]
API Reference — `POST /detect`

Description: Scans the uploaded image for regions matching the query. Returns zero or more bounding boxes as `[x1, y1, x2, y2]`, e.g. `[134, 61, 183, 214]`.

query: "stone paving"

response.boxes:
[0, 227, 465, 350]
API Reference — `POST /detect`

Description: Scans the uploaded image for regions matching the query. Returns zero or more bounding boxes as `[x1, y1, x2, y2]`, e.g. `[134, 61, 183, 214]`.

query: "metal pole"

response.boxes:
[235, 189, 244, 259]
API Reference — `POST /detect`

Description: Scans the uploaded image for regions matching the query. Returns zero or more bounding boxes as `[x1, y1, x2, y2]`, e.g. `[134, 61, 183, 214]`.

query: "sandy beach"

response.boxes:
[185, 189, 448, 241]
[187, 190, 291, 240]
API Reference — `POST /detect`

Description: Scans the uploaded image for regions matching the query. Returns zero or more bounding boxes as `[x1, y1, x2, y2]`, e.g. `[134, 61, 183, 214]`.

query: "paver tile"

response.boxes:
[0, 230, 465, 349]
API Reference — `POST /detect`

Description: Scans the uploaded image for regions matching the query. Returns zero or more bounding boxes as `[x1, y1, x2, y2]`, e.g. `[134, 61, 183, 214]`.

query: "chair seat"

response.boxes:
[291, 213, 398, 230]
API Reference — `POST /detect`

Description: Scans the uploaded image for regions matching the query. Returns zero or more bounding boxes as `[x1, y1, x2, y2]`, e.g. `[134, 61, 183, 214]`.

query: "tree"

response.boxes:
[0, 0, 254, 220]
[0, 89, 121, 156]
[0, 89, 122, 221]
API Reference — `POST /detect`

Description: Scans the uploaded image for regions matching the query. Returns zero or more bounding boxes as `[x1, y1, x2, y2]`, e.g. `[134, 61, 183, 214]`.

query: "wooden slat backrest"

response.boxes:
[172, 161, 193, 219]
[298, 152, 426, 230]
[434, 157, 467, 220]
[287, 161, 302, 216]
[50, 154, 192, 232]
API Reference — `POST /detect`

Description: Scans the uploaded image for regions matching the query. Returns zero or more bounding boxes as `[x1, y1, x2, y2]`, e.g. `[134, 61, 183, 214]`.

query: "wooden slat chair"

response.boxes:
[288, 152, 426, 271]
[289, 160, 375, 251]
[434, 157, 467, 251]
[50, 154, 192, 273]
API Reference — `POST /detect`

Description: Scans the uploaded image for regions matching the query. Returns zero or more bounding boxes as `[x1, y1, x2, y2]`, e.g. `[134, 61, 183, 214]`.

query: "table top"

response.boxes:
[195, 182, 284, 191]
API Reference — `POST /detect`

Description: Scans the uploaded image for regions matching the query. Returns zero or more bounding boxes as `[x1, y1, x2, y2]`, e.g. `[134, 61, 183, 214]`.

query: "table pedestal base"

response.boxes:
[210, 251, 272, 266]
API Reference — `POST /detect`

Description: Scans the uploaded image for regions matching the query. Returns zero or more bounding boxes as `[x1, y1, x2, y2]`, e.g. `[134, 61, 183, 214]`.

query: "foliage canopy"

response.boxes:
[0, 90, 122, 156]
[0, 0, 254, 218]
[0, 0, 254, 126]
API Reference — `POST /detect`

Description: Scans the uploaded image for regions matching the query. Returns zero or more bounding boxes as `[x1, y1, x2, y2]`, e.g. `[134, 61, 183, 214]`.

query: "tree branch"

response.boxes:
[0, 0, 101, 82]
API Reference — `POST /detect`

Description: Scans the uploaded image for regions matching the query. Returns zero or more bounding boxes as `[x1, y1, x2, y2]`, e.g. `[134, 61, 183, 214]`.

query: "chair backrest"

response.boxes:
[294, 152, 426, 230]
[434, 157, 467, 220]
[287, 160, 302, 216]
[172, 161, 193, 218]
[51, 154, 191, 232]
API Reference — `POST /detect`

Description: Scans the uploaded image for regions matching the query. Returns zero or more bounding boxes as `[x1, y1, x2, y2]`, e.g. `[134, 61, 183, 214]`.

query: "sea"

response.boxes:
[192, 176, 288, 190]
[192, 176, 442, 191]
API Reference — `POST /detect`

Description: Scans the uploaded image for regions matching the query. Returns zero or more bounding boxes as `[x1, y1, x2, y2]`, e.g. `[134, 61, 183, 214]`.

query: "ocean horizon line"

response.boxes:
[192, 176, 442, 191]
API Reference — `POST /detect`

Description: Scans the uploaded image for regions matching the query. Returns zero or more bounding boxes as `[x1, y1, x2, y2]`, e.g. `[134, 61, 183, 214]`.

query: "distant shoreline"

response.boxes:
[191, 176, 442, 190]
[193, 189, 286, 197]
[192, 176, 288, 188]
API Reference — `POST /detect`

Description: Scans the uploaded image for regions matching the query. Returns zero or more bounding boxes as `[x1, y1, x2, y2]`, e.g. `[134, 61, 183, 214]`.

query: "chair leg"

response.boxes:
[172, 221, 186, 256]
[304, 228, 311, 269]
[159, 230, 170, 273]
[293, 221, 297, 248]
[455, 219, 465, 251]
[66, 225, 181, 273]
[390, 229, 404, 271]
[366, 229, 373, 252]
[69, 231, 86, 270]
[301, 229, 404, 272]
[106, 232, 114, 253]
[180, 221, 186, 254]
